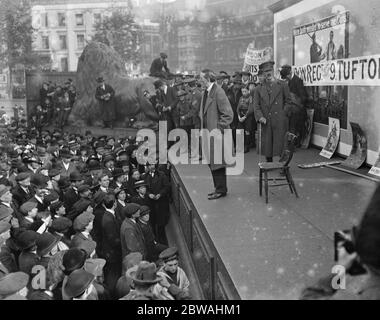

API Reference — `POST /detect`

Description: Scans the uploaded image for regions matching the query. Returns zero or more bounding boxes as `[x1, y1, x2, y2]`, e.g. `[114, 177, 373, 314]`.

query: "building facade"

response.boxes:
[31, 0, 160, 74]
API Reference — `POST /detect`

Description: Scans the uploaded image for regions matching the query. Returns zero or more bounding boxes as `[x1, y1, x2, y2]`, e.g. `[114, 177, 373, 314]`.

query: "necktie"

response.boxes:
[202, 90, 208, 110]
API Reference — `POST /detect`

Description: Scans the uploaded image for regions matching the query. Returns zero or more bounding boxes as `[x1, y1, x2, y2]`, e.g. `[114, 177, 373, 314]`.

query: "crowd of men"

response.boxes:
[32, 79, 77, 132]
[0, 125, 191, 300]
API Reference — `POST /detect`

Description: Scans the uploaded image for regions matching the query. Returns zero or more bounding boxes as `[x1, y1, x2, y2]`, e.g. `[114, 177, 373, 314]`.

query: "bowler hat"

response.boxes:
[112, 168, 124, 179]
[17, 230, 39, 250]
[129, 261, 161, 285]
[63, 248, 87, 273]
[36, 232, 60, 257]
[88, 159, 102, 171]
[63, 269, 95, 299]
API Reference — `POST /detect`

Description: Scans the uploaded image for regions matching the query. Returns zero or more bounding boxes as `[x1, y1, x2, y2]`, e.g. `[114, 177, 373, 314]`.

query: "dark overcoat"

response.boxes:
[95, 84, 116, 122]
[253, 80, 292, 158]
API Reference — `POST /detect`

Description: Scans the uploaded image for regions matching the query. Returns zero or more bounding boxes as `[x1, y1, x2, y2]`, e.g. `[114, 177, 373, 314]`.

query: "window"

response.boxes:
[93, 13, 101, 25]
[57, 12, 66, 27]
[41, 36, 49, 49]
[77, 34, 85, 49]
[61, 57, 68, 72]
[76, 14, 84, 26]
[42, 13, 49, 27]
[59, 35, 67, 50]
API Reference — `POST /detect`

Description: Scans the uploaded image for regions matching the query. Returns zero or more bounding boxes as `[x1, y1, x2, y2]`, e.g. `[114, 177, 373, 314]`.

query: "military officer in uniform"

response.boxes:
[253, 61, 292, 162]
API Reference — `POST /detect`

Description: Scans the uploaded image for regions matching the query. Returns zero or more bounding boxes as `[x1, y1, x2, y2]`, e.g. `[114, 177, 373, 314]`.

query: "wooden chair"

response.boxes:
[258, 132, 299, 203]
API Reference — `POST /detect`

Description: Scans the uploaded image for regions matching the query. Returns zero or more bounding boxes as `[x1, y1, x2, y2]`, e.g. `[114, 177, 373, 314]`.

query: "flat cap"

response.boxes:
[20, 201, 38, 215]
[50, 217, 72, 233]
[77, 184, 91, 194]
[159, 247, 178, 262]
[122, 203, 141, 219]
[75, 240, 97, 258]
[0, 205, 12, 221]
[73, 212, 94, 231]
[139, 205, 151, 217]
[15, 172, 30, 182]
[0, 272, 29, 296]
[48, 168, 61, 178]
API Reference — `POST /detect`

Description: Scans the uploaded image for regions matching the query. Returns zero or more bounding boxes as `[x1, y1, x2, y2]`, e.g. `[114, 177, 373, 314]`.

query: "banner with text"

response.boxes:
[243, 45, 272, 82]
[293, 54, 380, 86]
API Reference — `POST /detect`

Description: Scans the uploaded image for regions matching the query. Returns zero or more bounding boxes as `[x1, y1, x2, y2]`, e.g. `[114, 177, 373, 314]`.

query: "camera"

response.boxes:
[334, 228, 366, 276]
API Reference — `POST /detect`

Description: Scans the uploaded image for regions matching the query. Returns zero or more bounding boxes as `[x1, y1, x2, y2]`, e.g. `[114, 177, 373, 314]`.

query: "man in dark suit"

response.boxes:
[100, 194, 122, 298]
[199, 69, 234, 200]
[150, 53, 170, 79]
[280, 64, 309, 146]
[12, 173, 35, 208]
[154, 79, 178, 134]
[63, 171, 83, 213]
[144, 162, 170, 245]
[95, 77, 116, 128]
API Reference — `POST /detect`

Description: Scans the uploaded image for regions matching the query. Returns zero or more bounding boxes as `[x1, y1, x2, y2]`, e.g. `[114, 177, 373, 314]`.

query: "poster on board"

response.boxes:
[342, 122, 367, 169]
[320, 117, 340, 159]
[293, 11, 349, 129]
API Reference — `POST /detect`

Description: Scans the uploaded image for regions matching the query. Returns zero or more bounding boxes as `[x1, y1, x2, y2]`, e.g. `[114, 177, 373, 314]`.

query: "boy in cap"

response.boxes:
[71, 211, 95, 249]
[137, 206, 167, 262]
[19, 201, 38, 230]
[157, 247, 191, 300]
[237, 85, 254, 153]
[253, 61, 292, 162]
[120, 203, 146, 260]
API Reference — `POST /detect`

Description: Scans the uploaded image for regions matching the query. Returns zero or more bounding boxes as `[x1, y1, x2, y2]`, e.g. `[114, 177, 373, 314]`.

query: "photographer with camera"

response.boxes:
[300, 184, 380, 300]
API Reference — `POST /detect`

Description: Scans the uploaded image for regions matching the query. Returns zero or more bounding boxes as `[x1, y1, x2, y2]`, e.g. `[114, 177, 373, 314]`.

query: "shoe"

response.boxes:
[208, 192, 227, 200]
[208, 191, 216, 196]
